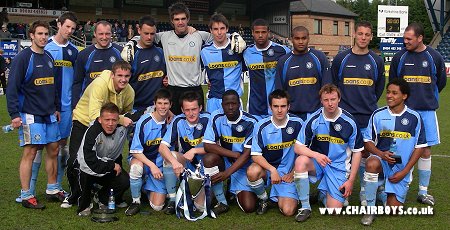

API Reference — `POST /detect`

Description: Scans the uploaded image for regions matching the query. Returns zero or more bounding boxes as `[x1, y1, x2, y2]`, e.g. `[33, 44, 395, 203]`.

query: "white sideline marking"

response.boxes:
[433, 155, 450, 158]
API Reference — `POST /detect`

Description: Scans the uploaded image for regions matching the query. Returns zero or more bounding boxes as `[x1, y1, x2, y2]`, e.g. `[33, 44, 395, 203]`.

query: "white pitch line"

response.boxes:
[433, 155, 450, 158]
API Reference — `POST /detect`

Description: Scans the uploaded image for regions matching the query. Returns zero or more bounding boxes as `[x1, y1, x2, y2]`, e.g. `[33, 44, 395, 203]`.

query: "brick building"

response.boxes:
[290, 0, 357, 57]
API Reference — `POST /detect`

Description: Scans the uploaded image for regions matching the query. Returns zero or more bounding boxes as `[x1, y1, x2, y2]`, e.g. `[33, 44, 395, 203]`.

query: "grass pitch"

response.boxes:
[0, 83, 449, 229]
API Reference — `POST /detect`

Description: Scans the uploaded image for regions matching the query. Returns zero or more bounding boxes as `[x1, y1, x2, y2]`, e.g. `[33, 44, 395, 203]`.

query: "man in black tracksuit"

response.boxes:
[76, 103, 129, 215]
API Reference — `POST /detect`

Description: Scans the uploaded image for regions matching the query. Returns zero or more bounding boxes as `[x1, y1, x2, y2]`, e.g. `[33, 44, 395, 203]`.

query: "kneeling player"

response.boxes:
[203, 90, 258, 214]
[158, 91, 210, 214]
[294, 84, 363, 222]
[360, 78, 426, 226]
[247, 89, 304, 216]
[126, 89, 172, 216]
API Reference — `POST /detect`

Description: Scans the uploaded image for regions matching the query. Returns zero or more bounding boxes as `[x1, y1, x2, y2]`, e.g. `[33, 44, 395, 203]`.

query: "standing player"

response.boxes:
[7, 21, 62, 209]
[247, 89, 304, 216]
[14, 11, 79, 203]
[389, 22, 446, 205]
[158, 91, 210, 214]
[201, 13, 245, 113]
[293, 84, 363, 222]
[125, 89, 172, 216]
[72, 20, 123, 108]
[154, 2, 213, 115]
[361, 78, 426, 226]
[64, 61, 134, 208]
[122, 15, 167, 114]
[244, 19, 290, 120]
[203, 90, 258, 214]
[331, 21, 385, 206]
[275, 26, 330, 120]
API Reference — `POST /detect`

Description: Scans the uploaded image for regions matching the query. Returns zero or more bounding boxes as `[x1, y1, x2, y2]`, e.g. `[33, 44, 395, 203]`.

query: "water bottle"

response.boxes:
[389, 139, 397, 154]
[108, 189, 115, 210]
[2, 124, 13, 133]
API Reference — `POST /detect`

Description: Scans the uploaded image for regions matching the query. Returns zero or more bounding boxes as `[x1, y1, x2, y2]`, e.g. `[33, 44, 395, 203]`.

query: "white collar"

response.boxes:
[255, 41, 273, 52]
[322, 107, 342, 122]
[226, 110, 243, 125]
[271, 114, 289, 129]
[387, 105, 407, 116]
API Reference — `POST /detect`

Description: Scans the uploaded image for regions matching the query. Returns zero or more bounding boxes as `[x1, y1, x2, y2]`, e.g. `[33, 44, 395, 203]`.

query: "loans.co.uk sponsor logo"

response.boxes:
[248, 61, 277, 70]
[343, 78, 374, 86]
[208, 61, 238, 69]
[168, 55, 196, 62]
[288, 77, 317, 86]
[403, 76, 432, 84]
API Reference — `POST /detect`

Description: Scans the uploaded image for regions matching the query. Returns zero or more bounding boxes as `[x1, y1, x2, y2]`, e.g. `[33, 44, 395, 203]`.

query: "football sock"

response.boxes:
[359, 158, 366, 201]
[377, 179, 387, 206]
[364, 172, 379, 206]
[30, 150, 43, 196]
[212, 182, 227, 205]
[163, 166, 177, 201]
[248, 178, 267, 200]
[21, 189, 33, 200]
[294, 172, 311, 210]
[418, 157, 431, 196]
[46, 183, 59, 194]
[130, 178, 142, 201]
[57, 144, 69, 191]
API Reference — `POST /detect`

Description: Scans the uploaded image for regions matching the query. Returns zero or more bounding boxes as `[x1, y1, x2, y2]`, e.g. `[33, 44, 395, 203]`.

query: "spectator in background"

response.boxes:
[0, 24, 11, 38]
[112, 21, 121, 42]
[16, 23, 26, 39]
[119, 22, 127, 42]
[75, 25, 85, 40]
[0, 8, 8, 27]
[134, 22, 139, 36]
[127, 24, 134, 41]
[238, 24, 244, 36]
[84, 20, 92, 41]
[90, 21, 96, 44]
[5, 57, 11, 69]
[4, 57, 11, 81]
[0, 49, 6, 94]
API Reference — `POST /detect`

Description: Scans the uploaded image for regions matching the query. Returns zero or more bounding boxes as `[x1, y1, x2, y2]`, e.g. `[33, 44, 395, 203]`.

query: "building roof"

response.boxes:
[290, 0, 358, 18]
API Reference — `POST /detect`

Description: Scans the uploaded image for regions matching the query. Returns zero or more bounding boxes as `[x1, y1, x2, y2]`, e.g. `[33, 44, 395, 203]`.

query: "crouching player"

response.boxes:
[294, 84, 363, 222]
[247, 89, 304, 216]
[360, 78, 426, 226]
[203, 90, 258, 214]
[125, 89, 172, 216]
[158, 91, 210, 214]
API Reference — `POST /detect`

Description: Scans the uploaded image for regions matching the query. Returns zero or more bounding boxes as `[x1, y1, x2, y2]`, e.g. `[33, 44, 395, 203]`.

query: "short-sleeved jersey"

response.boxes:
[364, 106, 427, 181]
[7, 48, 58, 119]
[161, 112, 210, 163]
[332, 49, 385, 127]
[244, 41, 290, 116]
[155, 30, 213, 87]
[251, 115, 304, 175]
[203, 109, 257, 167]
[389, 46, 446, 110]
[129, 113, 168, 162]
[45, 37, 79, 112]
[297, 108, 364, 173]
[201, 40, 244, 99]
[72, 43, 123, 108]
[129, 45, 166, 110]
[275, 48, 331, 114]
